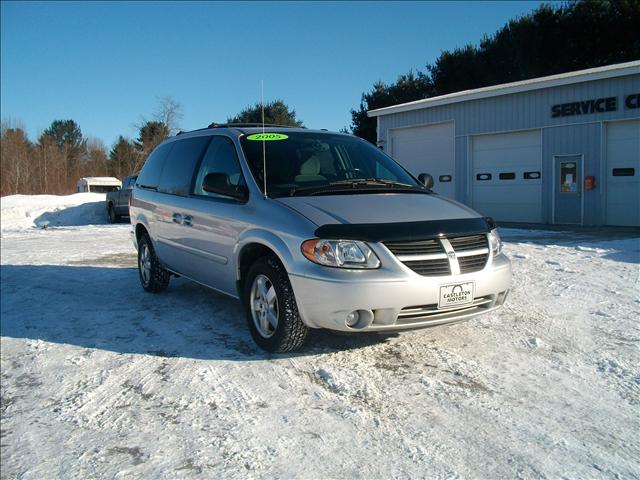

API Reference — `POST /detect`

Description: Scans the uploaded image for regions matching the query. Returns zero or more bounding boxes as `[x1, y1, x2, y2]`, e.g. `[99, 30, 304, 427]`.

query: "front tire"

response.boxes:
[137, 234, 170, 293]
[244, 256, 308, 352]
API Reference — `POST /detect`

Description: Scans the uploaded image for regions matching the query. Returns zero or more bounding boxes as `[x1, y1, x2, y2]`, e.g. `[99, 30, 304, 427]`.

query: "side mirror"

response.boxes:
[202, 173, 247, 200]
[418, 173, 434, 189]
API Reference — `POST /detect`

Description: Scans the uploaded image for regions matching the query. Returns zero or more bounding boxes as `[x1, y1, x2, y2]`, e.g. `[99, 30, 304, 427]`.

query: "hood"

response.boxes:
[275, 192, 480, 227]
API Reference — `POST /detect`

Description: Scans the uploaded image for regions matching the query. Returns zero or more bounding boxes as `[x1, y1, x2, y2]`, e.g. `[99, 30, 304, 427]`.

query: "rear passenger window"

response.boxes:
[193, 137, 244, 198]
[136, 143, 174, 190]
[158, 136, 212, 196]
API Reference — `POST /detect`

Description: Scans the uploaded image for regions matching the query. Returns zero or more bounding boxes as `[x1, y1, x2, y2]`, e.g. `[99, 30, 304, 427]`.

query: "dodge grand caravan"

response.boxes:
[130, 124, 511, 352]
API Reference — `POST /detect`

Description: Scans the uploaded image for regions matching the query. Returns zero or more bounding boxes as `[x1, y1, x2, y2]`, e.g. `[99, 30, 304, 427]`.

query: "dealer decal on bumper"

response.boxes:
[438, 282, 474, 309]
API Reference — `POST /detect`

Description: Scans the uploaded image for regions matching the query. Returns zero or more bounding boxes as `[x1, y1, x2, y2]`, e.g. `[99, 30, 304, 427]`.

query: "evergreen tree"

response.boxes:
[227, 100, 303, 127]
[350, 0, 640, 143]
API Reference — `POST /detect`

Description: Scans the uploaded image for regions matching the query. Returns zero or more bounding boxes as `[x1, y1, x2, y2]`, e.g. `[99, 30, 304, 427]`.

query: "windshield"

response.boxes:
[240, 131, 421, 197]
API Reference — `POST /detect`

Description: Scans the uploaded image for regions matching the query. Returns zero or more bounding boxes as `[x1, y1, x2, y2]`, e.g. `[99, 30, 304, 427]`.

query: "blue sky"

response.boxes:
[1, 1, 543, 146]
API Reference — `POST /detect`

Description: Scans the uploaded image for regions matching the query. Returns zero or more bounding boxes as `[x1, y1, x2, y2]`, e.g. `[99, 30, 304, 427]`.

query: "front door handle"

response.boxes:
[183, 215, 193, 226]
[172, 213, 183, 224]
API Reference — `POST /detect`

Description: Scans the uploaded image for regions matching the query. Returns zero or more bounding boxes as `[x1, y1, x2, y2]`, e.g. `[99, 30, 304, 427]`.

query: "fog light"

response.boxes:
[345, 311, 360, 327]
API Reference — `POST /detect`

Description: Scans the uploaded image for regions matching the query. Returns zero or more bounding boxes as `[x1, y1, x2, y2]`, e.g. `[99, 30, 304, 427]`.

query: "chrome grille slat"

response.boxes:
[399, 296, 493, 319]
[402, 258, 451, 276]
[384, 239, 443, 256]
[448, 234, 488, 252]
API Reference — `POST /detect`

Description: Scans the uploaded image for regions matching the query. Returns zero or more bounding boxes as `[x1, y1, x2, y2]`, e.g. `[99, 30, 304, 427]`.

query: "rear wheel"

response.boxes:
[108, 205, 118, 223]
[138, 234, 170, 293]
[244, 256, 308, 352]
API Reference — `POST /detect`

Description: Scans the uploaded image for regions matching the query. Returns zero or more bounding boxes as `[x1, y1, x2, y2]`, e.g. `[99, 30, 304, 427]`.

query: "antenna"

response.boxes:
[261, 80, 267, 199]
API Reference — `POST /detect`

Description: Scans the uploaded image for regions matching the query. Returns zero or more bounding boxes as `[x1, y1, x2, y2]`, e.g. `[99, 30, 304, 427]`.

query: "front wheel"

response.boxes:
[244, 256, 308, 352]
[137, 234, 170, 293]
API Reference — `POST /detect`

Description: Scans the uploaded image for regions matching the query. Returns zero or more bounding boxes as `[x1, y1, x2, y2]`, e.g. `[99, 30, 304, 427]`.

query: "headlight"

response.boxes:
[301, 239, 381, 269]
[488, 229, 502, 255]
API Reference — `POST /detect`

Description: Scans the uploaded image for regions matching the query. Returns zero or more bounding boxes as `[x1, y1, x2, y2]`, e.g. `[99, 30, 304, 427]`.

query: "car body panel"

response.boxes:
[275, 192, 478, 226]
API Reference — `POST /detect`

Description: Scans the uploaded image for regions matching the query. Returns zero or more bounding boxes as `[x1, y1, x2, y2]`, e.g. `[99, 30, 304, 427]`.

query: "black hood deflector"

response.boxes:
[314, 217, 497, 242]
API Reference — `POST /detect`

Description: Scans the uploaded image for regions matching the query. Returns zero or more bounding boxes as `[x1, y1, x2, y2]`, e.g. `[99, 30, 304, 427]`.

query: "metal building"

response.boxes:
[368, 61, 640, 226]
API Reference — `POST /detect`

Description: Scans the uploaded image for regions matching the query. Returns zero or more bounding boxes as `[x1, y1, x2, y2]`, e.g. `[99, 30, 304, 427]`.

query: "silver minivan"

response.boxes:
[131, 124, 511, 352]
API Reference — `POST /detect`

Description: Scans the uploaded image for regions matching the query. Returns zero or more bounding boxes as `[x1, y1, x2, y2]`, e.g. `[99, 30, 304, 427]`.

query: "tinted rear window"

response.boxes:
[136, 143, 174, 190]
[158, 136, 212, 196]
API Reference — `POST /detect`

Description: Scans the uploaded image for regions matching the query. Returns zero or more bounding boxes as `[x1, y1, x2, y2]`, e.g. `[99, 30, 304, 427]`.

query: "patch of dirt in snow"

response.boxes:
[1, 222, 639, 479]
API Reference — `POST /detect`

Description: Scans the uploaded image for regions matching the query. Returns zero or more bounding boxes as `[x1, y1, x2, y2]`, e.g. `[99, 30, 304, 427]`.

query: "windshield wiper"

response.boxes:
[329, 178, 416, 188]
[287, 179, 427, 197]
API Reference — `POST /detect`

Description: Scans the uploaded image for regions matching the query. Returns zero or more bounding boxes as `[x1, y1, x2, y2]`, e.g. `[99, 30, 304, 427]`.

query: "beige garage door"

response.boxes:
[390, 122, 455, 198]
[471, 130, 543, 223]
[606, 120, 640, 226]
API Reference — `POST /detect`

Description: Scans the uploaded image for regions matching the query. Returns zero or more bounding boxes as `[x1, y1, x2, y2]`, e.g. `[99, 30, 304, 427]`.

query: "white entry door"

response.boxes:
[390, 122, 455, 198]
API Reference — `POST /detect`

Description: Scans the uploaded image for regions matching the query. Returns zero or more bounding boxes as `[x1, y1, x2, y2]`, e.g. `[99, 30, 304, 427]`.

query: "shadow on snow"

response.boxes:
[0, 264, 395, 360]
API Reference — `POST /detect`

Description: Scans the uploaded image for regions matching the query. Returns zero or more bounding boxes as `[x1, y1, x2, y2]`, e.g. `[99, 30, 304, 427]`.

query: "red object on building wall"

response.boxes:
[584, 176, 596, 190]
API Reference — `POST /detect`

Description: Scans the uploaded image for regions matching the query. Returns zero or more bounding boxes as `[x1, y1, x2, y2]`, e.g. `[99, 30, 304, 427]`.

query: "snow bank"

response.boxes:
[1, 193, 108, 232]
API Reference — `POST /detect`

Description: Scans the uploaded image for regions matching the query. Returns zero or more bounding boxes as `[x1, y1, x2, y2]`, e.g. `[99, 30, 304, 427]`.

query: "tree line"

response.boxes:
[0, 98, 302, 197]
[0, 97, 183, 196]
[349, 0, 640, 142]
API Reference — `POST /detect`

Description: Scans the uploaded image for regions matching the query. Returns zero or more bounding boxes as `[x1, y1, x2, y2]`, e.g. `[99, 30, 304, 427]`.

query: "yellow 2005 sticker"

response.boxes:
[246, 133, 288, 141]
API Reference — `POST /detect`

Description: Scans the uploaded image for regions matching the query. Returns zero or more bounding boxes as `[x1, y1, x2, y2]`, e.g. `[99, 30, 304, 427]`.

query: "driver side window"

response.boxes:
[193, 136, 244, 198]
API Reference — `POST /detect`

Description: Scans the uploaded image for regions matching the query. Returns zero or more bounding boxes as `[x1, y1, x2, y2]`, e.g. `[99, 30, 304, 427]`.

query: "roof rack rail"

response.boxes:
[207, 122, 303, 129]
[175, 123, 304, 136]
[176, 127, 211, 136]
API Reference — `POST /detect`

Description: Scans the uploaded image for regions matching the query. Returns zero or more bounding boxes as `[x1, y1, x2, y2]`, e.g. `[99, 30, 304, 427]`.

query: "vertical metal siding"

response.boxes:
[377, 74, 639, 224]
[379, 75, 640, 136]
[542, 124, 602, 225]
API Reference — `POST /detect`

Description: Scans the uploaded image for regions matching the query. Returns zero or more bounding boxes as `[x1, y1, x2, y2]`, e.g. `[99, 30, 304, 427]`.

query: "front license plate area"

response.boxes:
[438, 282, 474, 309]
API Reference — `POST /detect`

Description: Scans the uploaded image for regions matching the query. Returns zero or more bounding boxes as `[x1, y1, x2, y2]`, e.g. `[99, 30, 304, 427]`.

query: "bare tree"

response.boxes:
[153, 95, 183, 135]
[1, 120, 33, 195]
[83, 137, 109, 177]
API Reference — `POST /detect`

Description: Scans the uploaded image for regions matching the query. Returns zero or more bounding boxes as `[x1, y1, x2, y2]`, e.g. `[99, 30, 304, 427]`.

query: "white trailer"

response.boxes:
[76, 177, 121, 193]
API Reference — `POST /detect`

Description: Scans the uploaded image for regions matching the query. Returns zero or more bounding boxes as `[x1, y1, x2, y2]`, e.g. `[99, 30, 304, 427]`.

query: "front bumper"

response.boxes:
[289, 254, 511, 332]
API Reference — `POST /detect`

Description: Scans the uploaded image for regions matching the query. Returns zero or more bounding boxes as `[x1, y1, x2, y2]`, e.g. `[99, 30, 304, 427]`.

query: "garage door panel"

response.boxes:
[606, 120, 640, 226]
[391, 123, 455, 199]
[472, 130, 542, 223]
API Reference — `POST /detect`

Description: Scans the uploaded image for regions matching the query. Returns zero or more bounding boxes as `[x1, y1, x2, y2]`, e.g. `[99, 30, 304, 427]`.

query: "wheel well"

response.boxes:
[135, 223, 148, 244]
[237, 243, 279, 297]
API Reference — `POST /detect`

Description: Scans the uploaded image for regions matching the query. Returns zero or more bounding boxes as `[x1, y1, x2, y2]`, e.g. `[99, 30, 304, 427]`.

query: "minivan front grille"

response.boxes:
[384, 234, 490, 277]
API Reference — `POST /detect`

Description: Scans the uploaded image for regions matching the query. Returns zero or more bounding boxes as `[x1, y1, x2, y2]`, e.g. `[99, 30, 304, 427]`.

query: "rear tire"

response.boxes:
[137, 234, 170, 293]
[244, 256, 308, 352]
[108, 205, 118, 223]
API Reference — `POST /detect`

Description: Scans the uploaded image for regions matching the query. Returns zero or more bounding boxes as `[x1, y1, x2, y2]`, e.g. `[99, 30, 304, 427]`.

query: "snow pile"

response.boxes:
[1, 193, 108, 232]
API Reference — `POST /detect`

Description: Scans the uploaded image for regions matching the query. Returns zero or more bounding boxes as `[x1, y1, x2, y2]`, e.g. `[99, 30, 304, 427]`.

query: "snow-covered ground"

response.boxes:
[1, 193, 108, 231]
[1, 196, 639, 479]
